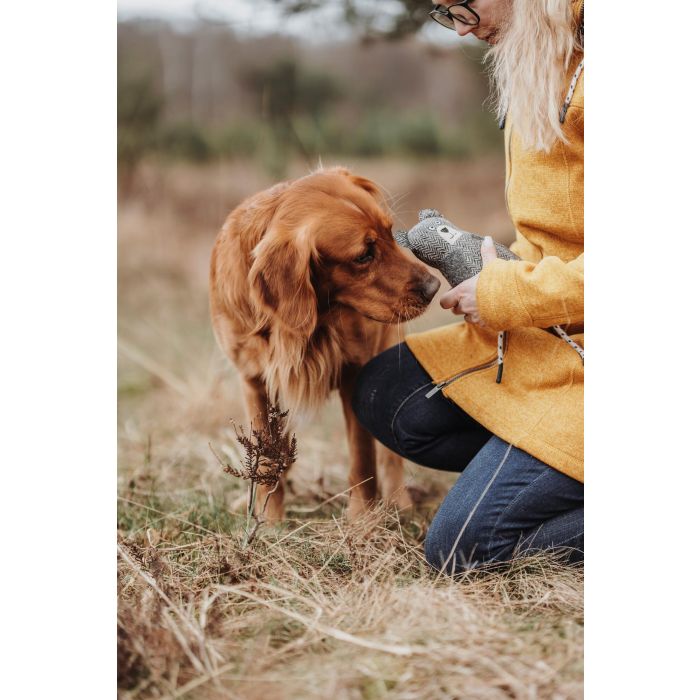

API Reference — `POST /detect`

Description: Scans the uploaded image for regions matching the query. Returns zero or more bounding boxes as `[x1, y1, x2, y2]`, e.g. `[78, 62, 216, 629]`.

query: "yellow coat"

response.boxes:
[406, 57, 584, 482]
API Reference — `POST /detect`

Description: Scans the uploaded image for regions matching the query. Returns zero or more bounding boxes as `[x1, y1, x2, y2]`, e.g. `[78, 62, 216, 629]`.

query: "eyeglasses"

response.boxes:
[429, 2, 480, 31]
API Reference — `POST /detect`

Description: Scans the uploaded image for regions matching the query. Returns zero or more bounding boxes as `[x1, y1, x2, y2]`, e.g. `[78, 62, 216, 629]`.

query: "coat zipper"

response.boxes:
[504, 122, 514, 222]
[425, 357, 499, 398]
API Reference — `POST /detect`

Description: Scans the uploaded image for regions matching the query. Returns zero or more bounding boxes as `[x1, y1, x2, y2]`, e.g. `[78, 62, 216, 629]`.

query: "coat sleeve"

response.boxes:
[476, 253, 584, 330]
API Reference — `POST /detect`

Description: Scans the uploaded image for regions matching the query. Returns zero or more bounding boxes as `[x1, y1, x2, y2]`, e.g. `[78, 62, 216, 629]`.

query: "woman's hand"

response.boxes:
[439, 236, 498, 326]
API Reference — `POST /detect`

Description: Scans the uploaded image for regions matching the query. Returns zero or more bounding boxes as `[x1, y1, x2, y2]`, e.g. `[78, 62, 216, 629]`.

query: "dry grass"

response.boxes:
[118, 156, 583, 699]
[118, 505, 582, 700]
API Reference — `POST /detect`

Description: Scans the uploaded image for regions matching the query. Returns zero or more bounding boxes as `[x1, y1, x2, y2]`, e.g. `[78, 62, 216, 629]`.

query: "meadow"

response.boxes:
[117, 155, 583, 699]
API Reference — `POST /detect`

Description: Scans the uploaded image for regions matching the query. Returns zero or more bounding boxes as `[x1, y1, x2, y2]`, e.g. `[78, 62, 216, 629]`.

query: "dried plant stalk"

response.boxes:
[211, 403, 297, 546]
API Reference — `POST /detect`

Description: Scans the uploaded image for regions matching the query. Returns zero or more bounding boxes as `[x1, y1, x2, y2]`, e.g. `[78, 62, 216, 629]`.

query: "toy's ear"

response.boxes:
[419, 208, 442, 221]
[393, 229, 410, 248]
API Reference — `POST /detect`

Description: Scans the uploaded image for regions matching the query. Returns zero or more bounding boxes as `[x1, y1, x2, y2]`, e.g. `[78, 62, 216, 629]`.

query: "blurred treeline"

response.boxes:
[118, 20, 501, 182]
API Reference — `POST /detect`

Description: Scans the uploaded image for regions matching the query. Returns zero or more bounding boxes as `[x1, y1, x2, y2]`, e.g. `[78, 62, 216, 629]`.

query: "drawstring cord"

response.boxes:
[560, 58, 584, 123]
[496, 331, 505, 383]
[551, 324, 584, 362]
[498, 58, 584, 131]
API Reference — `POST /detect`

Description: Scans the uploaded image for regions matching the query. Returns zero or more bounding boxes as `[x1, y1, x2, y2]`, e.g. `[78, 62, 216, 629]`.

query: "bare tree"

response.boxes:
[269, 0, 431, 39]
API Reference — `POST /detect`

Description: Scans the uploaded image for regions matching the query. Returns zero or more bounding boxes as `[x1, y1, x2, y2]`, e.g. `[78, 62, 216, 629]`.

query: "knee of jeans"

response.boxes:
[424, 511, 492, 573]
[424, 526, 446, 571]
[391, 406, 431, 457]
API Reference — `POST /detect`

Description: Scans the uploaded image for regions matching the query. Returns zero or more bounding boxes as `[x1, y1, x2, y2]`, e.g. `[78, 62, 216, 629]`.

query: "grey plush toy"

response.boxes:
[395, 209, 584, 384]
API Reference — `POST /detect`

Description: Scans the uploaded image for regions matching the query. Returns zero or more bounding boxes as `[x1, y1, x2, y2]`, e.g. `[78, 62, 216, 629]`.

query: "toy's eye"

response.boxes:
[428, 225, 436, 230]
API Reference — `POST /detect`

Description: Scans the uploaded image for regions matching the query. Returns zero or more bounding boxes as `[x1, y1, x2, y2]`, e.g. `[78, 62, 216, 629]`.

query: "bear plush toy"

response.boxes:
[394, 209, 584, 384]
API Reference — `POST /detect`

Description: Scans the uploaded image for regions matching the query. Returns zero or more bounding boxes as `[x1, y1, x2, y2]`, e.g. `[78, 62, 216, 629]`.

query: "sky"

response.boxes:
[116, 0, 463, 44]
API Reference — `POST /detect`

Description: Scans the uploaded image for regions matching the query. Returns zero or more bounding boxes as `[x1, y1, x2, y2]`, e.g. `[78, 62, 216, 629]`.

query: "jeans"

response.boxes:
[352, 342, 584, 572]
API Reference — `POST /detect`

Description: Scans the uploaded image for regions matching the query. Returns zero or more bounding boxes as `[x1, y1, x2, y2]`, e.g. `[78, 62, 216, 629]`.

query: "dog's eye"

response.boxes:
[354, 247, 375, 264]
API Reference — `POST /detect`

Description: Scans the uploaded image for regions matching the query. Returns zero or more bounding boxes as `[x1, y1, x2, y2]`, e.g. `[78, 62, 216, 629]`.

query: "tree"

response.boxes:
[269, 0, 431, 39]
[117, 72, 163, 193]
[241, 57, 343, 176]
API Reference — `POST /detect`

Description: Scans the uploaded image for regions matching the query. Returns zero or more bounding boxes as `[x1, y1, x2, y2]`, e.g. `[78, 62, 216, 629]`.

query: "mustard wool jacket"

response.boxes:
[406, 57, 584, 482]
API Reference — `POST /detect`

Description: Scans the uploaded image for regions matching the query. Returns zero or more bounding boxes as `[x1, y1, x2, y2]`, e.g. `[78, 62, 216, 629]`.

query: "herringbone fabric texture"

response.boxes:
[395, 209, 518, 287]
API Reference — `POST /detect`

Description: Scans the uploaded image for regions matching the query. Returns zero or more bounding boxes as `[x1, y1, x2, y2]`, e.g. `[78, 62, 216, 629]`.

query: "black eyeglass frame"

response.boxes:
[429, 2, 481, 30]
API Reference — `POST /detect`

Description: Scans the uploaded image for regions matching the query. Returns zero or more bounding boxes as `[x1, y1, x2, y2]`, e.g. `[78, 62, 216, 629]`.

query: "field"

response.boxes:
[117, 155, 583, 699]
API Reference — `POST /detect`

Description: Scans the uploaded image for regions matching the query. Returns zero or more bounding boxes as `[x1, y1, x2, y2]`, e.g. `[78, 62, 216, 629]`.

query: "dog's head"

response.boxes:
[249, 167, 440, 337]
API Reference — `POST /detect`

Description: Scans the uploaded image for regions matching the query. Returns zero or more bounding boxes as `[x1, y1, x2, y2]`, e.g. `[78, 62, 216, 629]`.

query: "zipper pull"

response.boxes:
[425, 382, 447, 399]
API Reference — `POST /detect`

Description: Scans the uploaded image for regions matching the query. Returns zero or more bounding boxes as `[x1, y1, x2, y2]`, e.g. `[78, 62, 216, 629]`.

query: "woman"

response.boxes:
[352, 0, 584, 573]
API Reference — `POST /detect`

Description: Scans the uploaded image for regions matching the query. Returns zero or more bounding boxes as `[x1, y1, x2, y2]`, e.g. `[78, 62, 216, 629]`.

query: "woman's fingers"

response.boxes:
[440, 276, 479, 318]
[439, 284, 462, 309]
[481, 235, 498, 265]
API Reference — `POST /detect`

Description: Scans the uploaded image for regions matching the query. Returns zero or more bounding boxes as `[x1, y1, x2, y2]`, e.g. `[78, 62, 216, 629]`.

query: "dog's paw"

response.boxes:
[385, 487, 414, 512]
[347, 492, 376, 521]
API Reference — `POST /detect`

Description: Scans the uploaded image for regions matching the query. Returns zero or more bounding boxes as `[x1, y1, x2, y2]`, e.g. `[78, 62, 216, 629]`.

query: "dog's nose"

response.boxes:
[413, 274, 441, 303]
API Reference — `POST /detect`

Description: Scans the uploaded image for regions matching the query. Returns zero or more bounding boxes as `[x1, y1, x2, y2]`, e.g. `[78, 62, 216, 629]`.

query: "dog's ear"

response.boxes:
[249, 230, 317, 337]
[350, 174, 382, 199]
[349, 174, 394, 230]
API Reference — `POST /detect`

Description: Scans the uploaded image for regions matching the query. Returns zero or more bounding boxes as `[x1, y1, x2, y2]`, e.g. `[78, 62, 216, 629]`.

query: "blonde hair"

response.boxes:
[486, 0, 583, 152]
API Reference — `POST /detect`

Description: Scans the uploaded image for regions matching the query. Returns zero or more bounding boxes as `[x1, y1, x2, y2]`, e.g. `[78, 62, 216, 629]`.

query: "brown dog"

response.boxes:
[209, 167, 439, 521]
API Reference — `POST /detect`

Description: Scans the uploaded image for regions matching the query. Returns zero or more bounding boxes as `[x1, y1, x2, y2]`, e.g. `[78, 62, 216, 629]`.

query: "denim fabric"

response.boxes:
[422, 437, 584, 572]
[352, 342, 492, 472]
[352, 342, 584, 572]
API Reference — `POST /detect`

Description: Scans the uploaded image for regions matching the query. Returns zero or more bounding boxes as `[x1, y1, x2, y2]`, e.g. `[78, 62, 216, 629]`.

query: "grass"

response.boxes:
[118, 500, 583, 700]
[118, 155, 583, 699]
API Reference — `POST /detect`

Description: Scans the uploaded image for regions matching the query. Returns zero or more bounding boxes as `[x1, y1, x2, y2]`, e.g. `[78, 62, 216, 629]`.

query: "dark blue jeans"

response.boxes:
[352, 343, 584, 572]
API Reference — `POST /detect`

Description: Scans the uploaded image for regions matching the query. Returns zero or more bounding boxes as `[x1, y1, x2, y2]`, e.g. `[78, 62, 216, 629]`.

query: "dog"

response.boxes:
[209, 167, 440, 521]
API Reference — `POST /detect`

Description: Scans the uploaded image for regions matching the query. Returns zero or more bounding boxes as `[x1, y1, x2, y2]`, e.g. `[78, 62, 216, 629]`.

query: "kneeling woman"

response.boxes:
[353, 0, 585, 573]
